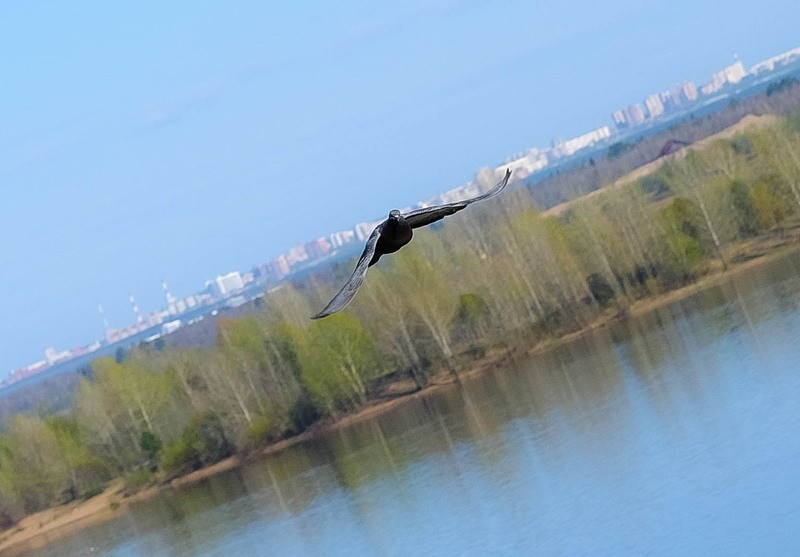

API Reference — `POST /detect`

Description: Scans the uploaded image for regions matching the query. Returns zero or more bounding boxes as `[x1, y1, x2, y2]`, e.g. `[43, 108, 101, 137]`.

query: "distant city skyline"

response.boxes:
[6, 42, 800, 384]
[3, 0, 800, 375]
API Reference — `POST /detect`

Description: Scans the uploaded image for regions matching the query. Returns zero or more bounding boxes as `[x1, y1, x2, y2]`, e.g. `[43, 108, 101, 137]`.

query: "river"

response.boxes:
[15, 252, 800, 556]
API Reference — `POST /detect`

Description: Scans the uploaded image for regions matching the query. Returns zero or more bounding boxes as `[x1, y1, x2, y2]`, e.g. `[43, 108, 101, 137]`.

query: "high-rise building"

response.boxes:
[680, 81, 698, 103]
[723, 60, 746, 84]
[625, 103, 646, 126]
[659, 90, 677, 112]
[501, 149, 549, 180]
[702, 60, 745, 96]
[714, 71, 726, 89]
[552, 126, 612, 158]
[330, 229, 356, 248]
[612, 110, 629, 130]
[265, 255, 291, 279]
[304, 237, 332, 260]
[644, 94, 665, 119]
[699, 83, 714, 96]
[287, 243, 309, 266]
[215, 271, 245, 296]
[355, 220, 382, 242]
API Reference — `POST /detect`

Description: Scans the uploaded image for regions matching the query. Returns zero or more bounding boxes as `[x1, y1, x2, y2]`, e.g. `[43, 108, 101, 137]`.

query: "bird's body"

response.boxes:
[370, 210, 413, 266]
[312, 168, 511, 319]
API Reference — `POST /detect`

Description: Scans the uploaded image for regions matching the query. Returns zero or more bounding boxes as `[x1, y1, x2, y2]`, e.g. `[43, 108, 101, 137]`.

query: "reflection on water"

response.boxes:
[17, 253, 800, 556]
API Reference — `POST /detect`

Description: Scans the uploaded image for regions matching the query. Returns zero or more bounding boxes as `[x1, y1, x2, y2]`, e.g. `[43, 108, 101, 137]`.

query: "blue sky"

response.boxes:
[1, 0, 798, 374]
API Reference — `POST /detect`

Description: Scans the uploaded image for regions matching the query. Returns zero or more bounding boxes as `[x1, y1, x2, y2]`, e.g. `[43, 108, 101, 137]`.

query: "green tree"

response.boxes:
[160, 412, 235, 477]
[658, 197, 706, 278]
[560, 206, 627, 304]
[217, 318, 273, 418]
[664, 153, 733, 268]
[453, 293, 492, 343]
[390, 234, 460, 370]
[140, 430, 162, 461]
[586, 273, 616, 307]
[729, 179, 758, 236]
[357, 268, 429, 388]
[218, 316, 299, 415]
[659, 197, 705, 242]
[73, 356, 183, 471]
[296, 313, 379, 414]
[729, 135, 754, 157]
[4, 415, 74, 511]
[0, 435, 24, 527]
[749, 181, 787, 230]
[756, 125, 800, 214]
[639, 174, 671, 199]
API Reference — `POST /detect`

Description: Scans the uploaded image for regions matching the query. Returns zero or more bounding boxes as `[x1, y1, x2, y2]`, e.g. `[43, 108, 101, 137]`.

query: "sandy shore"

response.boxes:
[2, 238, 798, 556]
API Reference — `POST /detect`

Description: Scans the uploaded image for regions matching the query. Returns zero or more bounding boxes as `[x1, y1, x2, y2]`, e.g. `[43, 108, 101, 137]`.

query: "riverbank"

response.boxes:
[2, 236, 798, 555]
[0, 347, 511, 555]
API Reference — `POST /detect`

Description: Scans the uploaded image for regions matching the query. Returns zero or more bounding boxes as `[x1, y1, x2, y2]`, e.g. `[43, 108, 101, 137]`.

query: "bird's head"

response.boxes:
[388, 209, 401, 221]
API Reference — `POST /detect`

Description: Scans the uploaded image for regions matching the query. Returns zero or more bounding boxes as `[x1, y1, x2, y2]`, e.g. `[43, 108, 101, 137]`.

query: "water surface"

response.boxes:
[17, 253, 800, 556]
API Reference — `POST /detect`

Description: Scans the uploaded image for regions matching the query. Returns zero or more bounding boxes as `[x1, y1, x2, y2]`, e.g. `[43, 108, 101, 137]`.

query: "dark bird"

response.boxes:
[312, 168, 511, 319]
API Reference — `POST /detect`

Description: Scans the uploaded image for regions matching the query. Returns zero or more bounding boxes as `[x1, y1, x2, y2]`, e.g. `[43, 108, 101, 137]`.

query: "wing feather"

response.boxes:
[403, 168, 510, 229]
[311, 223, 384, 319]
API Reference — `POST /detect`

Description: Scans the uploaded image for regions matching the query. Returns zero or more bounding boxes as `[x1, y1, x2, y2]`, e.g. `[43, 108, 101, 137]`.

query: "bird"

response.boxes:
[312, 168, 512, 319]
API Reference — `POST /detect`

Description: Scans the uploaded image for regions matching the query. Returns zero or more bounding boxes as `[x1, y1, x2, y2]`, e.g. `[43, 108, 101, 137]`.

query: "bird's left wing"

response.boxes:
[403, 168, 511, 229]
[311, 222, 384, 319]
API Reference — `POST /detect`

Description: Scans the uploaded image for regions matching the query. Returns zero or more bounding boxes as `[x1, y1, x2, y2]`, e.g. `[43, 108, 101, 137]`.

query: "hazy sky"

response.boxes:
[1, 0, 798, 374]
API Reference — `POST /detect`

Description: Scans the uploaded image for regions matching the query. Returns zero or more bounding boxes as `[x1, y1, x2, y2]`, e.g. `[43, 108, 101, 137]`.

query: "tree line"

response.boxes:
[2, 111, 800, 528]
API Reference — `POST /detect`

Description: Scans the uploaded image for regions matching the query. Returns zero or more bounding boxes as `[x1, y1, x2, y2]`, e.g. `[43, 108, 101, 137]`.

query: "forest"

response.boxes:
[2, 104, 800, 528]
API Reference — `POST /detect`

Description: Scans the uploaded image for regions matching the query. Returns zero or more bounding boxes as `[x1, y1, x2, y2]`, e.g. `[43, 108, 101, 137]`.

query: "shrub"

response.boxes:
[287, 395, 321, 433]
[586, 273, 616, 307]
[245, 415, 274, 448]
[639, 175, 671, 199]
[160, 436, 202, 476]
[161, 412, 235, 476]
[729, 136, 753, 157]
[73, 457, 115, 499]
[730, 180, 758, 237]
[140, 430, 162, 460]
[193, 412, 235, 464]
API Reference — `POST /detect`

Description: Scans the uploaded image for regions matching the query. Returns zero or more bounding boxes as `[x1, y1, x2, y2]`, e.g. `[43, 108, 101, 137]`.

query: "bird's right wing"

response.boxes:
[311, 222, 384, 319]
[403, 168, 511, 229]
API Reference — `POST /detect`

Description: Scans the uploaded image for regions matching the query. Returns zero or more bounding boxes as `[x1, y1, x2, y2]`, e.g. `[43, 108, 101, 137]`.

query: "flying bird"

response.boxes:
[312, 168, 512, 319]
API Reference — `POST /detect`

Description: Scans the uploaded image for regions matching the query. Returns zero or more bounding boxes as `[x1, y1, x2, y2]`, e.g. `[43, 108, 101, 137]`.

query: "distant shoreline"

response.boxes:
[2, 237, 798, 556]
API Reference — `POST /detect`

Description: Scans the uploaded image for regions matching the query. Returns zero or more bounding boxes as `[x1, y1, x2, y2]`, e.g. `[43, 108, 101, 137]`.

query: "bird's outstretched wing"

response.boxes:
[403, 168, 511, 229]
[311, 222, 384, 319]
